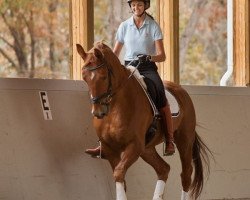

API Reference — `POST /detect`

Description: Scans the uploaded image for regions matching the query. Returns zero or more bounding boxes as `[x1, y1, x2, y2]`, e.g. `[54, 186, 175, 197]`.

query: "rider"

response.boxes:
[85, 0, 175, 156]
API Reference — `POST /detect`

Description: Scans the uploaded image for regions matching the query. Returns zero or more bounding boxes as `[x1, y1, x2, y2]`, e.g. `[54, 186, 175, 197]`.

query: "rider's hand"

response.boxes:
[137, 54, 151, 63]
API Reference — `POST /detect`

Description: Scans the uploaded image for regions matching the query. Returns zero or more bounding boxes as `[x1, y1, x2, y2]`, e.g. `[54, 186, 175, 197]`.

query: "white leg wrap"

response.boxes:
[153, 180, 166, 200]
[181, 190, 189, 200]
[116, 182, 127, 200]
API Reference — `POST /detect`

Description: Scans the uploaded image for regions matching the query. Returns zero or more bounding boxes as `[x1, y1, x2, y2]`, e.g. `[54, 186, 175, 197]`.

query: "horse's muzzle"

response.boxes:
[91, 104, 109, 119]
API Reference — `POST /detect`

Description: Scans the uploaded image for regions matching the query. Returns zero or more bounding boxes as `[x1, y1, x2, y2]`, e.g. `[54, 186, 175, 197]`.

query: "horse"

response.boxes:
[76, 42, 211, 200]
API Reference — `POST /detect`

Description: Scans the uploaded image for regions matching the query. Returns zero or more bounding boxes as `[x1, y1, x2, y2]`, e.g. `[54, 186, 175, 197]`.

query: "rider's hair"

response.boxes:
[145, 12, 154, 20]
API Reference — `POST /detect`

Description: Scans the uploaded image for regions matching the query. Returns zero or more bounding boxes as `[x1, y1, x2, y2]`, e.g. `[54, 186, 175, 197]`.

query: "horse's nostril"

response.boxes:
[92, 105, 109, 119]
[92, 110, 106, 119]
[96, 113, 105, 119]
[100, 112, 106, 118]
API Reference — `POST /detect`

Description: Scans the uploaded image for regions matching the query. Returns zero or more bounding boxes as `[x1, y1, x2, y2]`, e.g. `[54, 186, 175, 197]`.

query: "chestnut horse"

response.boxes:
[76, 42, 211, 200]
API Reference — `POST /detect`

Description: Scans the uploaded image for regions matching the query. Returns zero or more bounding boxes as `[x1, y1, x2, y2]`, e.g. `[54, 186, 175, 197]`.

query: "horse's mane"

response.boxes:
[93, 41, 123, 68]
[93, 40, 109, 50]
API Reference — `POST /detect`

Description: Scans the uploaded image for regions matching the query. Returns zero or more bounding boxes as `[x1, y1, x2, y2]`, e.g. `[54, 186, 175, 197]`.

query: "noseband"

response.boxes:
[84, 62, 113, 105]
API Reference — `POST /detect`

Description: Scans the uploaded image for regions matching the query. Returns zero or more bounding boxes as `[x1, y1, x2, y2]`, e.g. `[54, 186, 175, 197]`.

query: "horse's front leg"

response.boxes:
[111, 142, 142, 200]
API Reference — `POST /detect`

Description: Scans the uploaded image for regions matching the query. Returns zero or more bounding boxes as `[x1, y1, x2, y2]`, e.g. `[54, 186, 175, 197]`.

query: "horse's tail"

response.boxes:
[190, 131, 212, 199]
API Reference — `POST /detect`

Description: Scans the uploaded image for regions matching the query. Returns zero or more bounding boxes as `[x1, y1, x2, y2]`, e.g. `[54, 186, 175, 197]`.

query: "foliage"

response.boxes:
[94, 1, 110, 43]
[0, 0, 69, 79]
[0, 0, 228, 85]
[179, 0, 227, 85]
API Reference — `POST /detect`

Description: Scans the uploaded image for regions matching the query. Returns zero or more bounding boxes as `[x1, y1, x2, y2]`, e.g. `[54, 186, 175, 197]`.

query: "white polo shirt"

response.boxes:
[115, 15, 163, 61]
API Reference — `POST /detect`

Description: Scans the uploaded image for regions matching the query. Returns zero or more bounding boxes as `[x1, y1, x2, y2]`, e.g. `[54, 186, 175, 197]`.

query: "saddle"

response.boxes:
[126, 65, 180, 116]
[127, 66, 179, 144]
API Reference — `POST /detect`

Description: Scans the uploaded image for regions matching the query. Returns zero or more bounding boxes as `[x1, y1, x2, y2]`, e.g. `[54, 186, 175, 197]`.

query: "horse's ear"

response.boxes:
[93, 48, 104, 60]
[76, 44, 86, 60]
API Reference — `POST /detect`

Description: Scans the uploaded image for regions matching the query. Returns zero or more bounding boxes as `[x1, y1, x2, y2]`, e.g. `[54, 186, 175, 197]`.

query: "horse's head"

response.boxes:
[76, 42, 117, 119]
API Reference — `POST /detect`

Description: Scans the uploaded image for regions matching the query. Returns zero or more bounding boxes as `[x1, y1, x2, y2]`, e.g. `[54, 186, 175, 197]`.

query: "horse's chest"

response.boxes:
[96, 122, 131, 144]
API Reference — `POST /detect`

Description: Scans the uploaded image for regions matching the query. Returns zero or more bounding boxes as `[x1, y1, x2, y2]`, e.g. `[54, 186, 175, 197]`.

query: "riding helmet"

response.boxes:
[127, 0, 150, 10]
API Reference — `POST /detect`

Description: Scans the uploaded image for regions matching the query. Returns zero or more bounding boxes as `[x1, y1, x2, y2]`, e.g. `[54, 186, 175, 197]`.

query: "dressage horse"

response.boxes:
[76, 42, 211, 200]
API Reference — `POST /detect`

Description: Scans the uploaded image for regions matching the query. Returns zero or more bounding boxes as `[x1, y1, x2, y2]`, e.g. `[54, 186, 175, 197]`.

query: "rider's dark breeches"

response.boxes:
[125, 61, 167, 109]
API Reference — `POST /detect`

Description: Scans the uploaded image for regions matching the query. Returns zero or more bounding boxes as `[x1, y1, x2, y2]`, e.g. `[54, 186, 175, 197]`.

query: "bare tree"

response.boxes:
[179, 0, 227, 85]
[0, 0, 69, 78]
[1, 11, 29, 76]
[0, 1, 39, 77]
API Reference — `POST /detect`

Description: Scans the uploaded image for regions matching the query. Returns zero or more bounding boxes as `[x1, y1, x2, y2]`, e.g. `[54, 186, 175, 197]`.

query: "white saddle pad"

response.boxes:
[165, 90, 180, 117]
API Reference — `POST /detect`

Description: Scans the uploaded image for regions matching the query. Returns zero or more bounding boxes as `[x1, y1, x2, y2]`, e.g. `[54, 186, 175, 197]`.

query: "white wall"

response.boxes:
[186, 86, 250, 200]
[0, 78, 249, 200]
[0, 78, 115, 200]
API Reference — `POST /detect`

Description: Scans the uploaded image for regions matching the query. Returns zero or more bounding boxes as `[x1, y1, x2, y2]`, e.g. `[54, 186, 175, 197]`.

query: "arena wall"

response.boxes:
[0, 78, 249, 200]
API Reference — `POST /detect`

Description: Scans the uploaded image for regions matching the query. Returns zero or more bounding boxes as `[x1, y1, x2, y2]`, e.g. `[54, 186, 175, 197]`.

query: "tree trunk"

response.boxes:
[48, 1, 58, 75]
[179, 0, 208, 68]
[27, 11, 36, 78]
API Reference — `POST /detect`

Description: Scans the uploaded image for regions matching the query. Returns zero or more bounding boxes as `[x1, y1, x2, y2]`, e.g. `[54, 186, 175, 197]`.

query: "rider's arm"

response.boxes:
[150, 39, 166, 63]
[113, 41, 124, 57]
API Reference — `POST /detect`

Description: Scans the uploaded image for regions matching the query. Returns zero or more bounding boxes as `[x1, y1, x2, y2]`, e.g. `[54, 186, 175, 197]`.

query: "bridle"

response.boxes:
[83, 61, 113, 106]
[83, 58, 141, 107]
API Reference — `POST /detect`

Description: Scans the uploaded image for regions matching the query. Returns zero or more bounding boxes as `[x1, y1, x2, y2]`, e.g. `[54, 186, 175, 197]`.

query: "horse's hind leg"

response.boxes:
[141, 147, 170, 200]
[176, 133, 194, 200]
[179, 147, 193, 200]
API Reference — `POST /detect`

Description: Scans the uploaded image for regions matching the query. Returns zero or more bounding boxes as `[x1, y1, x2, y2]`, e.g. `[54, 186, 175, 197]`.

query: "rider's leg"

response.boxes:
[160, 104, 175, 156]
[139, 68, 175, 156]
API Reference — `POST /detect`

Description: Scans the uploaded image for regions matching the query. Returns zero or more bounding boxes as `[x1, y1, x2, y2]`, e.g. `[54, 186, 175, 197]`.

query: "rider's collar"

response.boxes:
[128, 15, 150, 27]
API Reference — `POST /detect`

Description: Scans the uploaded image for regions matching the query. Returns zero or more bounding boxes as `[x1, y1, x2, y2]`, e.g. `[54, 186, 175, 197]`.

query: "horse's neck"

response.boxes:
[108, 60, 152, 115]
[112, 65, 130, 89]
[111, 75, 150, 113]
